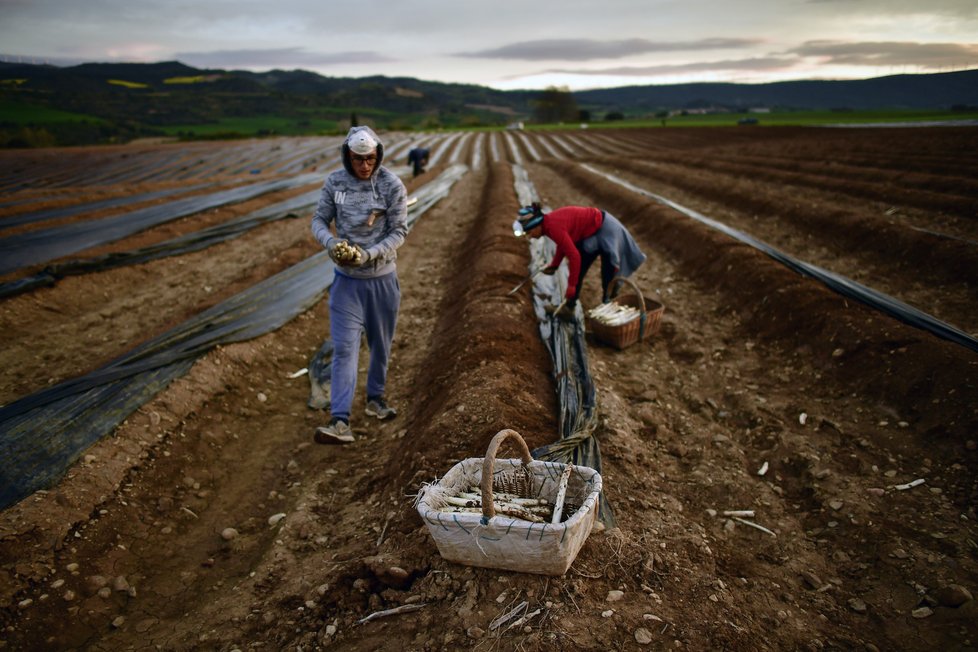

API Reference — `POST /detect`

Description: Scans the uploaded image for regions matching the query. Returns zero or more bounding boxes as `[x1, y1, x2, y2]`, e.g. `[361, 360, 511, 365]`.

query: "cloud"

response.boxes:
[802, 0, 978, 17]
[174, 47, 396, 69]
[538, 56, 801, 78]
[791, 40, 978, 67]
[457, 37, 762, 61]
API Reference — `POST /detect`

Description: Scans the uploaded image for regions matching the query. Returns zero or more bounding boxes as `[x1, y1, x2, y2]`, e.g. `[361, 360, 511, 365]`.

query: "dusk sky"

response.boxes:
[1, 0, 976, 90]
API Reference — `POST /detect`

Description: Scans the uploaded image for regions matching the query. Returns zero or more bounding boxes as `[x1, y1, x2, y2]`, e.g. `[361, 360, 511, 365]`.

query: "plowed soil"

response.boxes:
[1, 126, 977, 651]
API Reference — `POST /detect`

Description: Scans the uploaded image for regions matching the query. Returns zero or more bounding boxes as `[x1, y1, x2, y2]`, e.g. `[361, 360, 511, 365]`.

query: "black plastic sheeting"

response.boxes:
[0, 252, 334, 510]
[0, 173, 321, 276]
[584, 164, 978, 355]
[0, 181, 217, 232]
[0, 164, 470, 512]
[510, 165, 615, 528]
[0, 189, 321, 299]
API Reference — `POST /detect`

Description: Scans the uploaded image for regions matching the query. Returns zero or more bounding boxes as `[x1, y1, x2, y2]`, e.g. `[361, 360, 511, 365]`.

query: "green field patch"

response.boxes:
[107, 79, 149, 89]
[0, 79, 27, 86]
[0, 100, 106, 125]
[163, 75, 219, 85]
[159, 115, 342, 138]
[535, 108, 978, 129]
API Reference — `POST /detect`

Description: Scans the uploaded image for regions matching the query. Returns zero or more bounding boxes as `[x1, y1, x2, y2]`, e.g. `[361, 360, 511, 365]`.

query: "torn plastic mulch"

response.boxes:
[511, 164, 615, 529]
[0, 251, 334, 510]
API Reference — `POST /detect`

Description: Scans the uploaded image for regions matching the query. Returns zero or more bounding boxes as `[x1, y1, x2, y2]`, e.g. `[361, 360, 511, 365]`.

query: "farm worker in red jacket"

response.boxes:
[513, 202, 646, 321]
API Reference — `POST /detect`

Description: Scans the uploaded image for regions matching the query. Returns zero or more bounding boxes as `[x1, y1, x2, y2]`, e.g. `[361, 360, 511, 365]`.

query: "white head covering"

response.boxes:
[348, 130, 378, 155]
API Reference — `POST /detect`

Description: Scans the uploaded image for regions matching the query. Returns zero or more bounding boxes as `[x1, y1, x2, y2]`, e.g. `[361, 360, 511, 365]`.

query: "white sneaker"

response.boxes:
[314, 418, 354, 444]
[365, 397, 397, 420]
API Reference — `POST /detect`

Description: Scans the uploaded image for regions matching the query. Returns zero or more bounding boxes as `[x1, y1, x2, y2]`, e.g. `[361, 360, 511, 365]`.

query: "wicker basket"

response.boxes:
[416, 429, 601, 576]
[586, 276, 664, 350]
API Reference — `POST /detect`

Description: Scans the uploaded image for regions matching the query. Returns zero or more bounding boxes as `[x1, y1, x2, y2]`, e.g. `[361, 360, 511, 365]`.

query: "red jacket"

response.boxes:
[542, 206, 603, 298]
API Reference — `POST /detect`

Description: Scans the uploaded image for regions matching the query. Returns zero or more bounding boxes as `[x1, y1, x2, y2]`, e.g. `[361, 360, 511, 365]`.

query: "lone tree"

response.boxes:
[532, 86, 579, 124]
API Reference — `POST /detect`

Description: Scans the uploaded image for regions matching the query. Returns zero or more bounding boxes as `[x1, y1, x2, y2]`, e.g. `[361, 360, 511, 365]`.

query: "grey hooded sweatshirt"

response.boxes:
[311, 126, 409, 279]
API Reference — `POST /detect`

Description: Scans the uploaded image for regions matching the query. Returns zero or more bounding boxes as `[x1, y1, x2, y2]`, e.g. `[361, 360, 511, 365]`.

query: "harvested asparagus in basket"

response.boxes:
[457, 494, 549, 509]
[439, 505, 548, 523]
[435, 483, 558, 523]
[463, 488, 550, 506]
[443, 495, 551, 515]
[443, 494, 552, 521]
[588, 302, 639, 325]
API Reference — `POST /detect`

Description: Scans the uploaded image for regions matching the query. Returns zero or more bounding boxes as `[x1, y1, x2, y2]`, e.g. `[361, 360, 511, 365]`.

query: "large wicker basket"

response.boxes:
[586, 276, 665, 350]
[416, 429, 602, 576]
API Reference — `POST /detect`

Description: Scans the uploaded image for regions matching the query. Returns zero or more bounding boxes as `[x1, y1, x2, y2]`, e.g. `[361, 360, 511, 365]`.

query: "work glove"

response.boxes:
[328, 240, 348, 265]
[553, 298, 577, 322]
[557, 301, 577, 322]
[329, 241, 370, 267]
[541, 264, 558, 276]
[352, 244, 370, 266]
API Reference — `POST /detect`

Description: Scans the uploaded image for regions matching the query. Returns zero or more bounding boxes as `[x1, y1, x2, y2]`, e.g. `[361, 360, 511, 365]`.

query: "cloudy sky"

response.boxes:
[1, 0, 976, 90]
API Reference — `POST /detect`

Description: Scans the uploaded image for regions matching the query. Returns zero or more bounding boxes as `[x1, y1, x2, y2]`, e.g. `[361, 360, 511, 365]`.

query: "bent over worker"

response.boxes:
[513, 203, 646, 321]
[406, 147, 429, 178]
[310, 126, 408, 444]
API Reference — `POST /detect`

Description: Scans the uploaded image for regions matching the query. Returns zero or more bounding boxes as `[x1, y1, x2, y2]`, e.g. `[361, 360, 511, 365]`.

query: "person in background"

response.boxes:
[407, 147, 430, 178]
[310, 126, 408, 444]
[513, 202, 646, 321]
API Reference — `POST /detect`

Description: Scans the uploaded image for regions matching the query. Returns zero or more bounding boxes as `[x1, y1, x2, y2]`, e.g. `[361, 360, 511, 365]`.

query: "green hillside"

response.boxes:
[1, 60, 975, 147]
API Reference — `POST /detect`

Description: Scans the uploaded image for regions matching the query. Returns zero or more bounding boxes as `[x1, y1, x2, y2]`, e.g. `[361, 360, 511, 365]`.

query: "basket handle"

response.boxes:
[604, 275, 646, 314]
[604, 275, 648, 339]
[480, 429, 532, 521]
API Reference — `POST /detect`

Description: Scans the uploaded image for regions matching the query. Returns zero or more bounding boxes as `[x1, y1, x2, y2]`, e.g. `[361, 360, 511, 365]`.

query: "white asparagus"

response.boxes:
[357, 603, 426, 624]
[458, 491, 549, 507]
[588, 302, 617, 315]
[504, 608, 542, 633]
[467, 486, 544, 503]
[438, 506, 546, 523]
[588, 303, 637, 320]
[444, 496, 549, 512]
[894, 478, 926, 491]
[588, 304, 617, 318]
[722, 510, 755, 518]
[605, 314, 638, 326]
[588, 303, 640, 325]
[731, 517, 777, 537]
[551, 464, 574, 524]
[489, 601, 528, 631]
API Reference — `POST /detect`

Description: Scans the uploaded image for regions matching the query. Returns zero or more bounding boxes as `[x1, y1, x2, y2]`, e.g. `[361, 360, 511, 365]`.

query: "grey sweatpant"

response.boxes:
[328, 271, 401, 421]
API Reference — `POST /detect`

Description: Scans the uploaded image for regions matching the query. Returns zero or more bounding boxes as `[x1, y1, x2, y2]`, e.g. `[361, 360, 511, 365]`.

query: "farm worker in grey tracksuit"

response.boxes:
[310, 126, 408, 444]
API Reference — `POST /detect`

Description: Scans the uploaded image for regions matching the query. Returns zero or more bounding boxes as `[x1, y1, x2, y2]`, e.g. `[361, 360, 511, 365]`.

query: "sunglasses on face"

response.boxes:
[351, 155, 378, 165]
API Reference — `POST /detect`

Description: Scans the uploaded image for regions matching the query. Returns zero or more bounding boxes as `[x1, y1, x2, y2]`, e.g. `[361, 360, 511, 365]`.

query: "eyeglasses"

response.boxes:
[351, 155, 377, 165]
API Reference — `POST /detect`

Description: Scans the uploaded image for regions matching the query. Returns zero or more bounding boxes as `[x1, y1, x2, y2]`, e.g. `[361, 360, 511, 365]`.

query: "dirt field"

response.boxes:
[1, 126, 977, 651]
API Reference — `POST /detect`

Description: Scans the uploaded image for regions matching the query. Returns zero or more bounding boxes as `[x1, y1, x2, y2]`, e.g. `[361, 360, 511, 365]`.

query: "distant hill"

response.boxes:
[1, 60, 976, 147]
[0, 60, 539, 145]
[575, 69, 978, 112]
